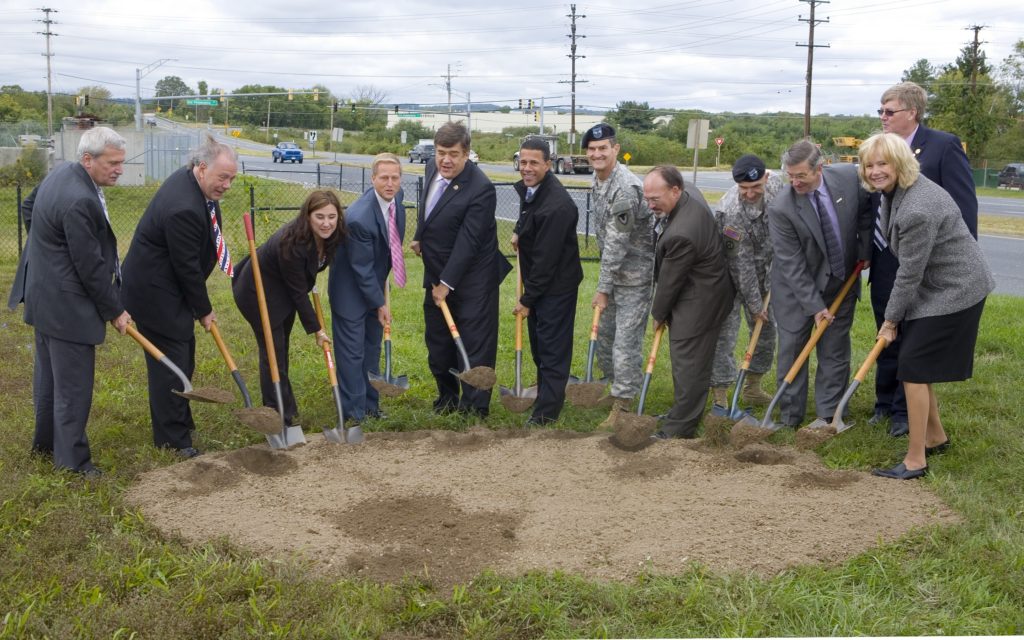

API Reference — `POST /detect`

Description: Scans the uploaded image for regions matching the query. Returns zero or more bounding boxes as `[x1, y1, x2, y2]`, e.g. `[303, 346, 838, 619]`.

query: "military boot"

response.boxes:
[742, 373, 772, 404]
[709, 386, 731, 417]
[597, 397, 631, 431]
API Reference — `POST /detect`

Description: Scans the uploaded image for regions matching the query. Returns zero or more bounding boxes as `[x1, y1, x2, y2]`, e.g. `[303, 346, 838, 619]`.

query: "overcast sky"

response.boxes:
[3, 0, 1023, 118]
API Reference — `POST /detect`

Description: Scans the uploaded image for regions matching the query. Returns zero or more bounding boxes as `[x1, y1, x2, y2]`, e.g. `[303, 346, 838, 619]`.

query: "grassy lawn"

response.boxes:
[1, 223, 1023, 638]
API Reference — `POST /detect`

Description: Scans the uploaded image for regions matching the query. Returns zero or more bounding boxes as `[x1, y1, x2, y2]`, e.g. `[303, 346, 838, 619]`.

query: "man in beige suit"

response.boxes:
[645, 165, 735, 439]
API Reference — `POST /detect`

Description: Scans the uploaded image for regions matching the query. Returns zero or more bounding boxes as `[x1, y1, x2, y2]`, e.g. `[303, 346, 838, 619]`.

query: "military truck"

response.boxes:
[512, 134, 592, 175]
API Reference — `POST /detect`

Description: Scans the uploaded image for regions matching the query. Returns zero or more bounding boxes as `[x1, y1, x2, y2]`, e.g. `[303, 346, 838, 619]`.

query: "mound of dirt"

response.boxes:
[125, 429, 959, 589]
[565, 383, 607, 408]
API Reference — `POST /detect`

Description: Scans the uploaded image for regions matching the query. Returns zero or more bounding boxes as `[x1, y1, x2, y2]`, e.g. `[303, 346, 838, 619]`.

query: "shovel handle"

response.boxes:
[646, 324, 665, 374]
[383, 278, 392, 341]
[243, 213, 281, 385]
[589, 305, 602, 340]
[311, 286, 340, 387]
[125, 325, 192, 392]
[854, 337, 889, 383]
[740, 291, 771, 371]
[782, 261, 865, 384]
[439, 299, 461, 340]
[208, 321, 238, 372]
[514, 252, 523, 351]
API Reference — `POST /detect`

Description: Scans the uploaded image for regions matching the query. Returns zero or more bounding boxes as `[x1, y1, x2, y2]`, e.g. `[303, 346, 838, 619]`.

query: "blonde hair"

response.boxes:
[857, 132, 920, 192]
[371, 152, 402, 176]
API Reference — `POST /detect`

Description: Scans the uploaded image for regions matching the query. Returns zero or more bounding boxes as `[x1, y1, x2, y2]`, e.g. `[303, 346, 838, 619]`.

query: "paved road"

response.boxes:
[980, 234, 1024, 296]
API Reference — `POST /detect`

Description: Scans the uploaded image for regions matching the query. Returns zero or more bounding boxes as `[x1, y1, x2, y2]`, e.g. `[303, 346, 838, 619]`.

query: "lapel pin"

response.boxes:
[914, 148, 921, 156]
[836, 197, 843, 204]
[452, 184, 460, 191]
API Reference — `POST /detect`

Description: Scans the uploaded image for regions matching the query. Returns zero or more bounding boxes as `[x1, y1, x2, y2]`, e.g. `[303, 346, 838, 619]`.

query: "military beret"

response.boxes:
[582, 123, 616, 148]
[732, 154, 766, 183]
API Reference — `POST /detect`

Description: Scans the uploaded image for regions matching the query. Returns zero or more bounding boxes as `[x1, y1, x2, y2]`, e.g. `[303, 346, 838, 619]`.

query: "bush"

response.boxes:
[0, 145, 47, 187]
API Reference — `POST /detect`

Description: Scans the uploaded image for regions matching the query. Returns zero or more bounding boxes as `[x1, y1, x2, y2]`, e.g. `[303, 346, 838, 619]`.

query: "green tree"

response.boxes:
[154, 75, 194, 111]
[999, 39, 1024, 116]
[901, 59, 937, 98]
[197, 80, 208, 97]
[929, 43, 1005, 163]
[608, 100, 656, 133]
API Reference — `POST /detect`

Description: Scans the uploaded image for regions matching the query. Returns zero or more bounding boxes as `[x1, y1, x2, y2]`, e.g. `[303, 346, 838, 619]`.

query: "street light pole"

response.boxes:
[135, 58, 175, 131]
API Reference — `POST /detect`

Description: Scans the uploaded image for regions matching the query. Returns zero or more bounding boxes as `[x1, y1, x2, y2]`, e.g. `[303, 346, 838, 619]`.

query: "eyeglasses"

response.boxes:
[877, 108, 909, 117]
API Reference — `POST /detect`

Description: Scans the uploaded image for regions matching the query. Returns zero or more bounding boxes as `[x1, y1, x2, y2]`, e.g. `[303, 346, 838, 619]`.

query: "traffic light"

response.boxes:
[333, 101, 338, 113]
[533, 111, 538, 122]
[288, 89, 293, 101]
[219, 89, 225, 103]
[394, 104, 399, 114]
[528, 99, 534, 110]
[518, 99, 523, 109]
[84, 94, 90, 106]
[351, 102, 356, 113]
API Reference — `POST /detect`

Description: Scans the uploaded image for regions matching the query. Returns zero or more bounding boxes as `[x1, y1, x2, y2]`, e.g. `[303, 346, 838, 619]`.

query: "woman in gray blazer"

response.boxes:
[857, 133, 994, 480]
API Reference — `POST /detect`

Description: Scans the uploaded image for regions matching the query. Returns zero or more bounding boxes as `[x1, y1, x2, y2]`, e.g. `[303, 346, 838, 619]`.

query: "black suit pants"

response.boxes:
[136, 323, 196, 450]
[244, 310, 299, 425]
[869, 246, 908, 421]
[32, 330, 96, 472]
[423, 286, 499, 415]
[526, 289, 577, 422]
[660, 325, 720, 439]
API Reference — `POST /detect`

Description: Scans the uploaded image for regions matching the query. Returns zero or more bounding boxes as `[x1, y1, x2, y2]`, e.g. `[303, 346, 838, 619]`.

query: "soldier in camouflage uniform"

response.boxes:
[709, 154, 783, 409]
[583, 124, 656, 427]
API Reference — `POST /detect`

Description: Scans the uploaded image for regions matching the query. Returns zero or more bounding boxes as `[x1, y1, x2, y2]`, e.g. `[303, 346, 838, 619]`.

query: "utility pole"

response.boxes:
[559, 4, 588, 148]
[37, 7, 58, 141]
[965, 24, 987, 95]
[443, 63, 459, 122]
[796, 0, 829, 139]
[135, 58, 175, 131]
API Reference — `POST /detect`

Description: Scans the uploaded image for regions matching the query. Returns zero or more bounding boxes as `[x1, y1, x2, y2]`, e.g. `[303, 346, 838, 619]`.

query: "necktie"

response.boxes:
[208, 200, 233, 278]
[387, 200, 406, 287]
[813, 190, 845, 280]
[97, 187, 120, 283]
[873, 203, 888, 251]
[525, 187, 536, 203]
[425, 177, 449, 219]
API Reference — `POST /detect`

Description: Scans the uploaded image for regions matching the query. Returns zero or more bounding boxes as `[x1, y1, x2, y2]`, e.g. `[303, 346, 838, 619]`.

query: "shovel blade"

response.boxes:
[265, 433, 288, 450]
[391, 374, 410, 389]
[832, 417, 856, 434]
[285, 426, 307, 447]
[322, 426, 346, 444]
[346, 424, 365, 444]
[804, 417, 831, 431]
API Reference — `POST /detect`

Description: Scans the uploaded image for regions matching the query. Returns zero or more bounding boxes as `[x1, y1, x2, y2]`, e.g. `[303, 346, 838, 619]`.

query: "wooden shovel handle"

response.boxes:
[589, 305, 602, 341]
[243, 213, 281, 384]
[645, 324, 665, 375]
[208, 321, 238, 372]
[782, 261, 865, 384]
[740, 291, 771, 370]
[126, 324, 166, 361]
[854, 337, 889, 383]
[383, 278, 392, 341]
[311, 286, 340, 387]
[439, 299, 461, 340]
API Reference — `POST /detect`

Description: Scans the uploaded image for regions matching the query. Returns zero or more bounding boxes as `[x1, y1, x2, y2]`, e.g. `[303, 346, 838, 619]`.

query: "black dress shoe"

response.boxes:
[867, 410, 889, 426]
[75, 464, 102, 478]
[871, 462, 927, 480]
[925, 439, 951, 456]
[366, 410, 388, 420]
[888, 420, 909, 437]
[176, 447, 202, 459]
[650, 431, 670, 440]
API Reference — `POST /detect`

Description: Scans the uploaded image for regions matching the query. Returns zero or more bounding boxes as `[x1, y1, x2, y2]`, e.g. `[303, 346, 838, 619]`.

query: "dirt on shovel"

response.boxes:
[369, 379, 406, 398]
[610, 413, 656, 452]
[795, 425, 836, 449]
[175, 386, 235, 404]
[460, 366, 497, 390]
[234, 407, 283, 435]
[730, 422, 774, 449]
[566, 383, 607, 408]
[501, 395, 535, 414]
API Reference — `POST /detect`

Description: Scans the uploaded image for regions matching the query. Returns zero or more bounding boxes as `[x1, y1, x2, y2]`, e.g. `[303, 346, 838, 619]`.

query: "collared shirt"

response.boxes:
[904, 125, 919, 147]
[374, 190, 396, 238]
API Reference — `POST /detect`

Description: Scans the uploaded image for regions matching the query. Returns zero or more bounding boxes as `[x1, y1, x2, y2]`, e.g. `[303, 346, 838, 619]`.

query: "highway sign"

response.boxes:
[398, 113, 422, 118]
[186, 99, 218, 106]
[715, 136, 724, 146]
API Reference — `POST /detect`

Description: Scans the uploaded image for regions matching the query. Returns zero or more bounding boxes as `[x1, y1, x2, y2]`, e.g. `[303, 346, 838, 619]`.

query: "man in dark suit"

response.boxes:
[410, 122, 511, 417]
[9, 127, 132, 476]
[511, 137, 583, 425]
[329, 153, 406, 423]
[870, 81, 979, 436]
[645, 165, 735, 439]
[768, 140, 873, 427]
[120, 134, 238, 458]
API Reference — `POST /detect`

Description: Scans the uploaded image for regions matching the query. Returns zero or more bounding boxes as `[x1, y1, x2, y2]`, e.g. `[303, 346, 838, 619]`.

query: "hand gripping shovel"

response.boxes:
[566, 306, 608, 407]
[438, 299, 497, 390]
[724, 291, 772, 420]
[500, 253, 536, 413]
[243, 212, 306, 449]
[311, 286, 363, 445]
[732, 261, 865, 436]
[611, 324, 665, 451]
[126, 325, 233, 404]
[805, 336, 889, 435]
[367, 279, 409, 397]
[208, 320, 280, 435]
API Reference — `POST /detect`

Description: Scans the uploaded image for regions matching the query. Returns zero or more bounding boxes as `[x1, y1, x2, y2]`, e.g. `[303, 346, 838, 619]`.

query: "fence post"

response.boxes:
[417, 176, 424, 212]
[339, 164, 343, 191]
[361, 167, 366, 193]
[240, 160, 246, 175]
[249, 184, 256, 238]
[16, 184, 23, 257]
[584, 190, 591, 250]
[317, 163, 321, 187]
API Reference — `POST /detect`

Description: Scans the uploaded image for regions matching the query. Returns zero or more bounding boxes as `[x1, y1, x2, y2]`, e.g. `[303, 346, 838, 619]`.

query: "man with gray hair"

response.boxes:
[768, 140, 872, 428]
[8, 126, 131, 477]
[121, 133, 238, 457]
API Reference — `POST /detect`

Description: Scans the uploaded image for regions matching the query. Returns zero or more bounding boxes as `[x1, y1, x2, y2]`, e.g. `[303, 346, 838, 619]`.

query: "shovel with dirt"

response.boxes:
[610, 324, 665, 451]
[368, 279, 409, 397]
[438, 299, 497, 390]
[500, 253, 536, 413]
[207, 321, 281, 436]
[243, 212, 306, 449]
[311, 286, 363, 445]
[797, 336, 889, 447]
[732, 261, 865, 439]
[566, 306, 608, 408]
[125, 325, 234, 404]
[724, 291, 772, 420]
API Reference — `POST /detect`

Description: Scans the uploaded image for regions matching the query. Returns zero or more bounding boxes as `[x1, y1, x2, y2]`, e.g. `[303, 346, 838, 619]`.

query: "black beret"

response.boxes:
[732, 154, 766, 182]
[582, 123, 616, 148]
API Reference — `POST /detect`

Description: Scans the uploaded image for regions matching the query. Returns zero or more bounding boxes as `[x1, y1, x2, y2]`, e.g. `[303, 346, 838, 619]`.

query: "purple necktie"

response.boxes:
[388, 200, 405, 287]
[425, 178, 449, 219]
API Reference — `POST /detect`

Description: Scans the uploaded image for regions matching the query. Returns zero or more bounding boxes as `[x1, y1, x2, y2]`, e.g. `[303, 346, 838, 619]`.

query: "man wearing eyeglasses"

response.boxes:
[767, 140, 873, 428]
[870, 81, 978, 437]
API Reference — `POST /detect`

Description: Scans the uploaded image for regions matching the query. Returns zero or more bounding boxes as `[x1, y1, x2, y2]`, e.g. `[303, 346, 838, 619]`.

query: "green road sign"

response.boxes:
[187, 99, 219, 106]
[397, 113, 422, 118]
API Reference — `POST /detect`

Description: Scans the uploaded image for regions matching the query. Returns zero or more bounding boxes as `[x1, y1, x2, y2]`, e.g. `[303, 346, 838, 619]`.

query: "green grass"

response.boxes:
[1, 246, 1023, 638]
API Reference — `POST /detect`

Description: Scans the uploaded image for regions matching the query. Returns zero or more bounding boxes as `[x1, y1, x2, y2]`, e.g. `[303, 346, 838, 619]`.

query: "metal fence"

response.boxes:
[1, 164, 602, 271]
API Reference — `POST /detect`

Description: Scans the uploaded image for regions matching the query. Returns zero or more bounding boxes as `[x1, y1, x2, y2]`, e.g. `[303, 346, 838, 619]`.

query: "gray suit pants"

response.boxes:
[775, 291, 855, 426]
[32, 330, 96, 472]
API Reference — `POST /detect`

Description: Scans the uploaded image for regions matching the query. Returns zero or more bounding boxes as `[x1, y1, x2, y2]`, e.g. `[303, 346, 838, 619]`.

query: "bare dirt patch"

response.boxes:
[125, 429, 959, 589]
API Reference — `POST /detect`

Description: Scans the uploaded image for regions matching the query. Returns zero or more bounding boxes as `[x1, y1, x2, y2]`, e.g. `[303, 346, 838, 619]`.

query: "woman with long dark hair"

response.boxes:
[233, 190, 346, 427]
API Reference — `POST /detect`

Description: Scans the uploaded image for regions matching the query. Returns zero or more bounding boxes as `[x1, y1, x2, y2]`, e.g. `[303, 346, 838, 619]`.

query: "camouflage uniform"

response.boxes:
[710, 171, 783, 388]
[592, 162, 655, 399]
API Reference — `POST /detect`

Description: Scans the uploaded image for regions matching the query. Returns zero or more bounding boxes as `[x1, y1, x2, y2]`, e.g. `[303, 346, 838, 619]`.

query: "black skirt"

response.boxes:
[898, 298, 986, 383]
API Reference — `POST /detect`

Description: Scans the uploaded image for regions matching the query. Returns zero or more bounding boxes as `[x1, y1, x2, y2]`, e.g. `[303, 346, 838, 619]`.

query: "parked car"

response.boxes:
[468, 149, 479, 164]
[408, 143, 435, 164]
[997, 163, 1024, 190]
[273, 142, 304, 164]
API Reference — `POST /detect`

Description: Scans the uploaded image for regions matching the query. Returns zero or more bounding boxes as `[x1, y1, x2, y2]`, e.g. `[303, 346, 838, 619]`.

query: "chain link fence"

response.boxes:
[1, 163, 602, 286]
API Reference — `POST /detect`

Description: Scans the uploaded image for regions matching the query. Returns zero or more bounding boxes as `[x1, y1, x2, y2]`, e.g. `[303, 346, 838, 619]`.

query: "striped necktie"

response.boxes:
[387, 200, 406, 287]
[208, 200, 233, 278]
[812, 190, 845, 280]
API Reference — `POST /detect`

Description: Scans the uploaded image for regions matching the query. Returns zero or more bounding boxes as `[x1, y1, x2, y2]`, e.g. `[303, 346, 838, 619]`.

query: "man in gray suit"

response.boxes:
[9, 127, 132, 476]
[768, 140, 872, 427]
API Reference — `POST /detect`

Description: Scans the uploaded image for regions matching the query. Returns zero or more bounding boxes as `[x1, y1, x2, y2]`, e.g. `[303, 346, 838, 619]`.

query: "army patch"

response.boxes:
[611, 199, 635, 232]
[723, 225, 742, 241]
[723, 226, 741, 256]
